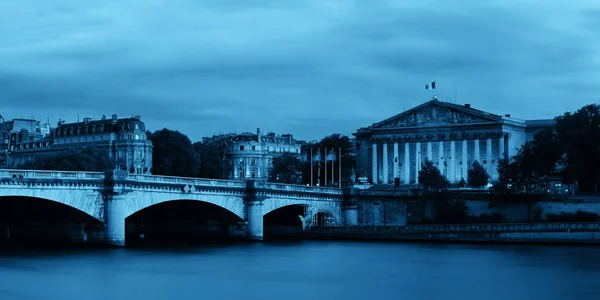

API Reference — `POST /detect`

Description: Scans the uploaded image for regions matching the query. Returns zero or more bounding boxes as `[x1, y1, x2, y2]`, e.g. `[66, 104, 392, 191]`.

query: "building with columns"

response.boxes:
[353, 99, 554, 185]
[202, 128, 302, 180]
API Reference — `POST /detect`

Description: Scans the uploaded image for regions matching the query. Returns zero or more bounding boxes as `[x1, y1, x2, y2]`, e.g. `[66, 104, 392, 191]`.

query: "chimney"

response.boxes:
[505, 114, 511, 117]
[84, 117, 91, 124]
[112, 114, 118, 123]
[257, 127, 261, 142]
[134, 115, 141, 120]
[57, 119, 65, 126]
[101, 114, 107, 120]
[464, 104, 471, 108]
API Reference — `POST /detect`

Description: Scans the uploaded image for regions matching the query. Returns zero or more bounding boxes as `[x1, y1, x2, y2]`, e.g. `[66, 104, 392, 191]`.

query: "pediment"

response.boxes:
[372, 100, 501, 129]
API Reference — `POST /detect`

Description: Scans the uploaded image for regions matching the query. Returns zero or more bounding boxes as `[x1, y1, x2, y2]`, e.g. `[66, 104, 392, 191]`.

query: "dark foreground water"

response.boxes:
[1, 241, 600, 300]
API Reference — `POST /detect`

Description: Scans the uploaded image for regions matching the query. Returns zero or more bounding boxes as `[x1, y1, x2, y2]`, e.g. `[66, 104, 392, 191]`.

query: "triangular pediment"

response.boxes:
[371, 100, 501, 129]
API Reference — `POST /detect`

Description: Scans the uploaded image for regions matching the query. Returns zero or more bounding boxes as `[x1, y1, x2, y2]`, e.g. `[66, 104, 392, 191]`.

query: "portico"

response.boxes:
[354, 99, 554, 185]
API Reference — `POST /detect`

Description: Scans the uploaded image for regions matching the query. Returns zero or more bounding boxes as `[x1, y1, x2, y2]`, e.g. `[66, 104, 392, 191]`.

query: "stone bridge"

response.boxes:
[0, 169, 344, 246]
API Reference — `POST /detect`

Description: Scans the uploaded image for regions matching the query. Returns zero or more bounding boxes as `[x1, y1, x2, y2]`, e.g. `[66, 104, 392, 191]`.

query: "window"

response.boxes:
[240, 146, 245, 151]
[251, 158, 255, 165]
[251, 170, 256, 178]
[251, 146, 255, 151]
[483, 160, 487, 164]
[135, 134, 139, 140]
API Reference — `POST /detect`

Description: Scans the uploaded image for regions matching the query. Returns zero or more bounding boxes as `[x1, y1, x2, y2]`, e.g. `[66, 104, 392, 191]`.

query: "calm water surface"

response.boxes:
[1, 241, 600, 300]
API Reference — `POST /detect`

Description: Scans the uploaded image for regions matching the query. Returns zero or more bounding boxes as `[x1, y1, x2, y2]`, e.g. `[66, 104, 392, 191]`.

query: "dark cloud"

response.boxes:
[0, 1, 598, 141]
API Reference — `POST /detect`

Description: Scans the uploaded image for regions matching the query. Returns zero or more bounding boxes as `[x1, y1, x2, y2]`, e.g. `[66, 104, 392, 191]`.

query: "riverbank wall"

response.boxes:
[350, 188, 600, 226]
[306, 223, 600, 244]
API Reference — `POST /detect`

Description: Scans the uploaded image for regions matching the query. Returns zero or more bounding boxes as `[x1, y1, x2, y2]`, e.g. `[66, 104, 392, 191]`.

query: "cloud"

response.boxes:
[1, 0, 599, 141]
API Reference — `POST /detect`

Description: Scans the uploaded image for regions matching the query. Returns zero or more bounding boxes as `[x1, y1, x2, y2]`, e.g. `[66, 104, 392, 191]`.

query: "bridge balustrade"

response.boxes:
[125, 174, 247, 188]
[0, 169, 105, 180]
[264, 183, 341, 195]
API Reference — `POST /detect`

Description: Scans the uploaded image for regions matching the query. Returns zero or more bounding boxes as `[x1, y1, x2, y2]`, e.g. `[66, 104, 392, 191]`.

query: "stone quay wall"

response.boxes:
[307, 223, 600, 244]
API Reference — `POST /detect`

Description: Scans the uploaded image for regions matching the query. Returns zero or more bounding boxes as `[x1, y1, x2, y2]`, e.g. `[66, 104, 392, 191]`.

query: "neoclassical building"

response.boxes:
[8, 114, 153, 174]
[203, 128, 302, 180]
[353, 99, 554, 185]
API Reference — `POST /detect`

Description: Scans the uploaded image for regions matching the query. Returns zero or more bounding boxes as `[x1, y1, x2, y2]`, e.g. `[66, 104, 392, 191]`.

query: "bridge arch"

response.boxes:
[0, 186, 104, 222]
[262, 198, 343, 228]
[120, 191, 246, 220]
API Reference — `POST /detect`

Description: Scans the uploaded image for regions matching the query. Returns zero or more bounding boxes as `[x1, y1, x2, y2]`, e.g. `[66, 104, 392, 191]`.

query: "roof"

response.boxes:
[364, 99, 502, 131]
[56, 117, 144, 133]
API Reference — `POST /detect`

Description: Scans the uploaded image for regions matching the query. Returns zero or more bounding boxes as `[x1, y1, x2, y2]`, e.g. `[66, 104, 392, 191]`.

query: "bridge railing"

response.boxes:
[126, 174, 247, 188]
[264, 183, 342, 195]
[0, 169, 105, 180]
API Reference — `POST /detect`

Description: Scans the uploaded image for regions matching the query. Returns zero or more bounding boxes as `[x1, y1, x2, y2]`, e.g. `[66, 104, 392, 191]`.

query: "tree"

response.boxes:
[418, 159, 449, 191]
[303, 134, 354, 187]
[16, 146, 114, 172]
[269, 153, 303, 184]
[194, 142, 227, 179]
[555, 104, 600, 194]
[468, 161, 489, 187]
[149, 128, 200, 177]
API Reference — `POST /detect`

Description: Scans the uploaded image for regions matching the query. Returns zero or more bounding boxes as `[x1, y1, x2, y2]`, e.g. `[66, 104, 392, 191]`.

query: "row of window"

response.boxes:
[237, 145, 299, 153]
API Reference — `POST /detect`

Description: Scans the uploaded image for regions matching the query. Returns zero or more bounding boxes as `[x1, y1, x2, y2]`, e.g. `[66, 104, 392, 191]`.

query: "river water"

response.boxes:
[1, 241, 599, 300]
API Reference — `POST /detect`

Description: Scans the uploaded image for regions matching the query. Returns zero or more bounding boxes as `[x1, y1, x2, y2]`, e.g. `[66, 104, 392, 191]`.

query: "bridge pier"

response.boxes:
[105, 198, 127, 246]
[246, 201, 264, 241]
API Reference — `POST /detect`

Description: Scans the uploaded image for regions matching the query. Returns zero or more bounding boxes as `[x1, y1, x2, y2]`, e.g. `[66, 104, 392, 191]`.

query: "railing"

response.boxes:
[309, 222, 600, 234]
[265, 183, 342, 195]
[126, 174, 247, 189]
[0, 169, 105, 180]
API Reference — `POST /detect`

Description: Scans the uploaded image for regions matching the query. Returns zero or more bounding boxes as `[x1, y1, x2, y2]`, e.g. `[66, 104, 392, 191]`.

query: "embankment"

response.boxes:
[306, 222, 600, 244]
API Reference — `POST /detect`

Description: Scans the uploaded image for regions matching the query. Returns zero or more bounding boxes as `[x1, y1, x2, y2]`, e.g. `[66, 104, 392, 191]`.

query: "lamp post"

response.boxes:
[84, 145, 87, 172]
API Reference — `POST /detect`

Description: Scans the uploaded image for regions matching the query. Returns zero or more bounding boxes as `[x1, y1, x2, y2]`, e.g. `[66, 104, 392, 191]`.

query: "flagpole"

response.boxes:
[325, 147, 328, 187]
[310, 148, 313, 186]
[338, 147, 342, 189]
[318, 148, 321, 186]
[331, 148, 334, 186]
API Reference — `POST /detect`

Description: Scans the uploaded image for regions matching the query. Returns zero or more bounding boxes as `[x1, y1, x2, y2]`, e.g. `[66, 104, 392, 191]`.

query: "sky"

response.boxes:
[1, 0, 599, 142]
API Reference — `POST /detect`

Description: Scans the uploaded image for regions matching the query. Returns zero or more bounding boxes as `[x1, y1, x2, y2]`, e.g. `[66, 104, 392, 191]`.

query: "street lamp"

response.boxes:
[84, 145, 87, 172]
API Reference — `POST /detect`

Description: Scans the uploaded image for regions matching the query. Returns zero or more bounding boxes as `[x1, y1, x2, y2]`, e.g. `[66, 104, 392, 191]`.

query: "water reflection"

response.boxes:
[1, 241, 599, 300]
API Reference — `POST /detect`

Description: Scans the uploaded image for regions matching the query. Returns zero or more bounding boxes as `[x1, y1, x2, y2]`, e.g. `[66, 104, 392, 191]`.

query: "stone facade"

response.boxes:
[203, 128, 302, 180]
[0, 117, 50, 168]
[7, 114, 152, 174]
[353, 99, 555, 185]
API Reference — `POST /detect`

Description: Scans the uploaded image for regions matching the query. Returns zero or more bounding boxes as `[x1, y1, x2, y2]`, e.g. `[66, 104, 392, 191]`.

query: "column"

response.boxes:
[450, 140, 456, 183]
[246, 201, 264, 241]
[393, 142, 399, 181]
[438, 141, 445, 178]
[461, 140, 468, 181]
[382, 141, 388, 184]
[486, 138, 493, 177]
[257, 157, 261, 178]
[233, 159, 239, 179]
[415, 142, 421, 184]
[372, 142, 378, 184]
[404, 143, 410, 184]
[426, 141, 432, 161]
[499, 133, 506, 159]
[474, 138, 480, 163]
[245, 158, 250, 178]
[507, 133, 515, 157]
